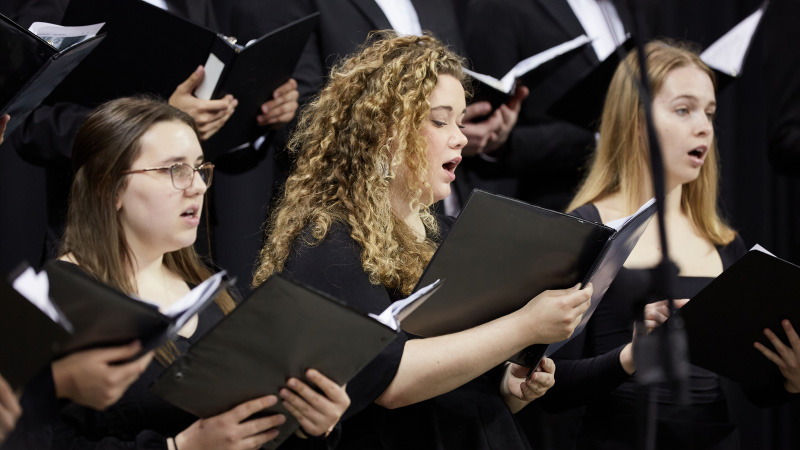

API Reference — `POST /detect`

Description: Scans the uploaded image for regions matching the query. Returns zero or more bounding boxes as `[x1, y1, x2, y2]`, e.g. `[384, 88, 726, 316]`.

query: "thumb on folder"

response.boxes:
[169, 66, 238, 141]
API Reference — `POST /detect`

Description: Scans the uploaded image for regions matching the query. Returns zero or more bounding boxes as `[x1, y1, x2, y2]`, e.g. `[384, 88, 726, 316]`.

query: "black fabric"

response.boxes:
[462, 0, 607, 211]
[541, 203, 746, 449]
[278, 215, 531, 450]
[2, 366, 60, 450]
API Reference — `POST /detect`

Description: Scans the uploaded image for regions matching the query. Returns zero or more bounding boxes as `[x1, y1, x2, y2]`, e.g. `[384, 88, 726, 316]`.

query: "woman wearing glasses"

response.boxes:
[51, 97, 349, 450]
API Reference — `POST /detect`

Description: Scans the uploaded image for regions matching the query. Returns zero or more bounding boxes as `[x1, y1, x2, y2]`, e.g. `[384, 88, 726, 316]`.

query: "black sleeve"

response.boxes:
[9, 102, 91, 167]
[537, 328, 631, 412]
[281, 224, 408, 419]
[534, 203, 632, 412]
[2, 366, 59, 450]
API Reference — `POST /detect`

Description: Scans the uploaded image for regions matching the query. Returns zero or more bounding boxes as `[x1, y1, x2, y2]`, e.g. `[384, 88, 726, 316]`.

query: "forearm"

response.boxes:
[376, 312, 531, 408]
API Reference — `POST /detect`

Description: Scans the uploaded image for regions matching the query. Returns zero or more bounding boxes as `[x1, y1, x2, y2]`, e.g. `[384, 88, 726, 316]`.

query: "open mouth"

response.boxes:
[181, 207, 198, 218]
[442, 157, 462, 174]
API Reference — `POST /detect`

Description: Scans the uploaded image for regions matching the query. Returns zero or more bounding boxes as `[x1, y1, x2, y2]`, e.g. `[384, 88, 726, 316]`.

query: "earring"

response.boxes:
[378, 155, 392, 181]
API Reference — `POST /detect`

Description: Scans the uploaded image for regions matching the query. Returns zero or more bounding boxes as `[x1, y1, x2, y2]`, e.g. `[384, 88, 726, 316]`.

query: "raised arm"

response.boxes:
[376, 284, 592, 409]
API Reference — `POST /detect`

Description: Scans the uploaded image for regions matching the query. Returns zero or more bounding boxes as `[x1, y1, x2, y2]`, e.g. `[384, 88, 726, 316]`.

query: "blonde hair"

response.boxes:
[568, 40, 736, 245]
[253, 32, 468, 296]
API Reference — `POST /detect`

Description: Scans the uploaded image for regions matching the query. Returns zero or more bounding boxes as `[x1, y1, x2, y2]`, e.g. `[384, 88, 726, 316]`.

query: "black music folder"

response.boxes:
[401, 190, 656, 368]
[547, 38, 633, 130]
[43, 261, 232, 356]
[0, 13, 105, 136]
[1, 265, 71, 390]
[674, 246, 800, 388]
[466, 35, 591, 111]
[193, 12, 319, 157]
[54, 0, 319, 159]
[149, 274, 402, 450]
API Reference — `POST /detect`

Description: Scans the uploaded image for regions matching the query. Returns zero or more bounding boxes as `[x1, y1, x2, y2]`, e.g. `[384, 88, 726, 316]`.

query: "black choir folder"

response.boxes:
[466, 35, 591, 111]
[54, 0, 319, 159]
[2, 261, 229, 390]
[401, 190, 656, 368]
[43, 261, 232, 356]
[0, 14, 105, 136]
[1, 266, 70, 390]
[149, 275, 442, 450]
[674, 246, 800, 388]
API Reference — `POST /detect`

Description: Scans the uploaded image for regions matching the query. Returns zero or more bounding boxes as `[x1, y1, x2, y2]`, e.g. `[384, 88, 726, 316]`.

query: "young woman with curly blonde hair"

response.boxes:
[253, 32, 594, 450]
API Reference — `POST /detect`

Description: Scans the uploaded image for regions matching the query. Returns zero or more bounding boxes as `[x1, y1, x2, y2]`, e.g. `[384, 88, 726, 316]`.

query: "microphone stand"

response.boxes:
[603, 1, 691, 448]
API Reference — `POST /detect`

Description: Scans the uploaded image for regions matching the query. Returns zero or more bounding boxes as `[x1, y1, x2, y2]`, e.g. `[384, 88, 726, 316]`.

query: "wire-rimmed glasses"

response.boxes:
[122, 162, 214, 190]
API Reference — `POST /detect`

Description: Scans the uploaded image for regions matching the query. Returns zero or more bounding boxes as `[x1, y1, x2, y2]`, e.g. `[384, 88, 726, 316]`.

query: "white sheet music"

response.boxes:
[464, 35, 591, 94]
[700, 3, 766, 77]
[370, 279, 443, 330]
[28, 21, 105, 51]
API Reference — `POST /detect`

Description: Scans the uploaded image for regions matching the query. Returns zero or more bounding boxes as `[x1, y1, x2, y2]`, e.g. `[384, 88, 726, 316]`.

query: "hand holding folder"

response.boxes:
[665, 245, 800, 388]
[401, 190, 656, 369]
[149, 275, 441, 450]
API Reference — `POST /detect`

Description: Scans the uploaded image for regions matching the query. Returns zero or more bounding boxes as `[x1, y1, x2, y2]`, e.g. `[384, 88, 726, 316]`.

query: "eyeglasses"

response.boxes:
[122, 162, 214, 190]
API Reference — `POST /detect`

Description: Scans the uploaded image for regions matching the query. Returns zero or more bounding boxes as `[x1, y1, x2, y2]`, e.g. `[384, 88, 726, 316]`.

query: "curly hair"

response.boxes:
[568, 40, 736, 245]
[253, 32, 468, 295]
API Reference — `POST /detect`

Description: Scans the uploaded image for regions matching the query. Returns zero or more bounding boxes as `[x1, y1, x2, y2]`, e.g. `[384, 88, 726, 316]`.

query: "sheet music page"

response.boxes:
[464, 34, 591, 94]
[749, 243, 774, 256]
[370, 279, 443, 330]
[12, 266, 70, 329]
[604, 197, 656, 231]
[194, 53, 225, 100]
[28, 22, 105, 51]
[162, 270, 229, 319]
[700, 3, 766, 77]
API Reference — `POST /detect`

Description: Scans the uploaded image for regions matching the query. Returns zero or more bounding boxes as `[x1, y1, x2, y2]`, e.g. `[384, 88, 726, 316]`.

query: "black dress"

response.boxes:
[545, 203, 751, 450]
[279, 216, 531, 450]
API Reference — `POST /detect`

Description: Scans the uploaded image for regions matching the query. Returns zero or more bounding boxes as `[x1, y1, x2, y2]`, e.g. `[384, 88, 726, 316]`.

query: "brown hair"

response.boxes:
[60, 97, 235, 364]
[568, 40, 736, 245]
[253, 32, 468, 295]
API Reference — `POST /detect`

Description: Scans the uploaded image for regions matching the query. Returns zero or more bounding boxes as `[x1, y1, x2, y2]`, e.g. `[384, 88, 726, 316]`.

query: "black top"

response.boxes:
[279, 215, 531, 450]
[546, 203, 748, 449]
[2, 366, 60, 450]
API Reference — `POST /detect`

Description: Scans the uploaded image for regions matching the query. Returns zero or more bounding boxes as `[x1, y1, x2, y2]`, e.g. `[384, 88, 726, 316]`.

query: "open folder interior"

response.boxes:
[52, 0, 318, 159]
[0, 13, 105, 136]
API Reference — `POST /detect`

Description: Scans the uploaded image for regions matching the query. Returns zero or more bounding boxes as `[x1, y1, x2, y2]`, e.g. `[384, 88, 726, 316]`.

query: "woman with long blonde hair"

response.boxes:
[544, 41, 800, 449]
[253, 32, 594, 450]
